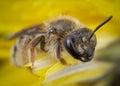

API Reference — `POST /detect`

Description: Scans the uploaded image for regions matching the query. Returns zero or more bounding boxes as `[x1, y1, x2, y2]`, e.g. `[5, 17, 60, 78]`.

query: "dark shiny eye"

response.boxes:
[64, 36, 83, 60]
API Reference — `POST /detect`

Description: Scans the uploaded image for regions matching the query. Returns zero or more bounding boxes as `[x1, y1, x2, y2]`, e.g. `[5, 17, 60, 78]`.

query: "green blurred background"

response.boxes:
[0, 0, 120, 86]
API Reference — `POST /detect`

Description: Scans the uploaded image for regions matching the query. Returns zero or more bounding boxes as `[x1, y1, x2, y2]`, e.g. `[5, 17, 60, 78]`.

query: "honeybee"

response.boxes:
[6, 15, 112, 70]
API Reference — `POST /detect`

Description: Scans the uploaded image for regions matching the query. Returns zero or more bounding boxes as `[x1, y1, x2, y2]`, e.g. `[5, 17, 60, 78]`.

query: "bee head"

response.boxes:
[64, 28, 96, 62]
[64, 16, 112, 62]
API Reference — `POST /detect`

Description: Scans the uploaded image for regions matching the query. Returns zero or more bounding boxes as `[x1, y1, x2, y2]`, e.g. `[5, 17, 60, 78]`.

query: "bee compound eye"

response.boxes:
[64, 36, 83, 60]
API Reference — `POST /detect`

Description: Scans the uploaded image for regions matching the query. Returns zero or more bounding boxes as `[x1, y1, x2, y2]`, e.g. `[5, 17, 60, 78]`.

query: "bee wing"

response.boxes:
[6, 23, 46, 40]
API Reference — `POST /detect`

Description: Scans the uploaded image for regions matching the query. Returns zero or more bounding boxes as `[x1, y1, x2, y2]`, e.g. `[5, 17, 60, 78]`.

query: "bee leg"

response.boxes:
[21, 36, 32, 60]
[29, 35, 45, 71]
[56, 39, 68, 65]
[40, 36, 46, 52]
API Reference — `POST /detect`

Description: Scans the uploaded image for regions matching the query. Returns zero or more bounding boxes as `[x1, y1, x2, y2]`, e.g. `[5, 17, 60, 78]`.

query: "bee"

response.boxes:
[6, 15, 112, 69]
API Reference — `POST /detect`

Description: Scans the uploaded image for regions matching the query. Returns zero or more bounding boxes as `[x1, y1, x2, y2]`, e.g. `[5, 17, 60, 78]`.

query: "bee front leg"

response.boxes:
[56, 39, 68, 65]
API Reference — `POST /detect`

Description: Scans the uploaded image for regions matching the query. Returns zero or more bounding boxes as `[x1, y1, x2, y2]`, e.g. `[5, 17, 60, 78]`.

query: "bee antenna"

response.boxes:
[89, 16, 113, 40]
